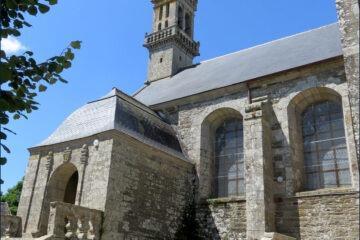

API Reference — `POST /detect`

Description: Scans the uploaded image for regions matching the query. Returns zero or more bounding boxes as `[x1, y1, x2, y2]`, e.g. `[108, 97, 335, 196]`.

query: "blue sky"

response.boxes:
[1, 0, 338, 192]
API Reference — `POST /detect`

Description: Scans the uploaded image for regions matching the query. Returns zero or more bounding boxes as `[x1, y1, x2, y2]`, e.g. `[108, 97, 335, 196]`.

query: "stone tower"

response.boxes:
[144, 0, 200, 83]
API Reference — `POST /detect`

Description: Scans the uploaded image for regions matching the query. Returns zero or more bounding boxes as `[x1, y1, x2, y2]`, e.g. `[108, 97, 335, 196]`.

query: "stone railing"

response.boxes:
[0, 215, 22, 238]
[144, 25, 200, 56]
[47, 202, 103, 240]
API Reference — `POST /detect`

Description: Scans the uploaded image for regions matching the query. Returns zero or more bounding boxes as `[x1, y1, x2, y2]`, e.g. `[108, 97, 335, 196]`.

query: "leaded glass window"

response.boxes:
[214, 118, 244, 197]
[302, 100, 351, 190]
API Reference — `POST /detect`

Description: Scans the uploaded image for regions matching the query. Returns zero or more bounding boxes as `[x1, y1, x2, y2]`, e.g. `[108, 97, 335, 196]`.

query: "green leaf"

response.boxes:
[3, 128, 16, 135]
[13, 20, 23, 29]
[28, 6, 38, 15]
[55, 64, 63, 73]
[47, 0, 58, 5]
[48, 62, 58, 72]
[0, 157, 7, 165]
[0, 132, 7, 140]
[70, 41, 81, 49]
[63, 61, 72, 69]
[25, 51, 34, 56]
[49, 78, 57, 84]
[38, 4, 50, 13]
[0, 117, 9, 125]
[13, 114, 20, 120]
[23, 21, 32, 27]
[38, 85, 47, 92]
[1, 143, 11, 154]
[65, 51, 74, 60]
[0, 68, 12, 80]
[59, 77, 68, 83]
[5, 0, 17, 9]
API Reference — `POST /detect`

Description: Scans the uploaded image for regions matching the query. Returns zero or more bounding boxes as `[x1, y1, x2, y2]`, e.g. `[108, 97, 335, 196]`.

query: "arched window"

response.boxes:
[158, 23, 162, 31]
[166, 3, 170, 18]
[177, 6, 183, 29]
[214, 118, 244, 197]
[302, 100, 351, 190]
[165, 20, 169, 28]
[159, 5, 163, 20]
[185, 13, 191, 36]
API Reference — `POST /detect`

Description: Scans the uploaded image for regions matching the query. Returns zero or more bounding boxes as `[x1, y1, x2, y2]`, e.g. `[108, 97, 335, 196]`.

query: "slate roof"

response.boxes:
[37, 89, 185, 158]
[134, 23, 343, 106]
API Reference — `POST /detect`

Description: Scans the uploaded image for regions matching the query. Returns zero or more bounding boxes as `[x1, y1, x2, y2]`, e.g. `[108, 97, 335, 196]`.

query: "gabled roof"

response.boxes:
[37, 88, 185, 158]
[134, 23, 343, 106]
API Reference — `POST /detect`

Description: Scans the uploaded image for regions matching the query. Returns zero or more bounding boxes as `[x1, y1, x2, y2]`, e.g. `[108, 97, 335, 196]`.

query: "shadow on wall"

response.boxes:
[268, 104, 301, 239]
[194, 202, 222, 240]
[275, 197, 300, 239]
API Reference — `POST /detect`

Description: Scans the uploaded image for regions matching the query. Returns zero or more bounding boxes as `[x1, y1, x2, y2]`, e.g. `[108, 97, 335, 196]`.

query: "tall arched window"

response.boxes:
[159, 5, 163, 20]
[158, 23, 162, 31]
[166, 3, 170, 18]
[302, 100, 351, 190]
[177, 6, 183, 29]
[214, 118, 244, 197]
[185, 13, 191, 36]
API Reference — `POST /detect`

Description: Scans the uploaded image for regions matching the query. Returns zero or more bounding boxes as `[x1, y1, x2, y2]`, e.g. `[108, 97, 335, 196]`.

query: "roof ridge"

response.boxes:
[201, 22, 339, 64]
[132, 22, 339, 99]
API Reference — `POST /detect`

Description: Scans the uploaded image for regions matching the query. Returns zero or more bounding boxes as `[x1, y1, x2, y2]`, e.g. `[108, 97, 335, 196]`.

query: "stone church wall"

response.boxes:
[276, 189, 359, 239]
[169, 58, 359, 239]
[101, 132, 195, 239]
[196, 198, 246, 239]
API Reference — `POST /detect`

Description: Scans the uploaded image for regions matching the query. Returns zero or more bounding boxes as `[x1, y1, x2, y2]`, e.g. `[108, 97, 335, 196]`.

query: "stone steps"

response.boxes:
[261, 232, 296, 240]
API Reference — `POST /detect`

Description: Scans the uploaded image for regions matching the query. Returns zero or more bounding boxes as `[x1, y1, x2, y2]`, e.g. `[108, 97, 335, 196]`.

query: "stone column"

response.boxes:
[336, 0, 359, 158]
[244, 101, 275, 240]
[76, 144, 89, 205]
[34, 151, 54, 237]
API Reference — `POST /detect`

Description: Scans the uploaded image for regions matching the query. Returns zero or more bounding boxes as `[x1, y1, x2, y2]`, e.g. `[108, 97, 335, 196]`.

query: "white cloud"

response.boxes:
[1, 36, 27, 54]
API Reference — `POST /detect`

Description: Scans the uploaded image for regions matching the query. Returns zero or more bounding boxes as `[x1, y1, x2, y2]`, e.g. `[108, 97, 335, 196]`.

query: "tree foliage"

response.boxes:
[0, 0, 81, 183]
[1, 179, 23, 215]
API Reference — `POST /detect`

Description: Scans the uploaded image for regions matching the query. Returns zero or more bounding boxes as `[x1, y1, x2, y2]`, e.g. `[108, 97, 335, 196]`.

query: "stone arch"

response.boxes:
[199, 107, 243, 199]
[287, 87, 347, 192]
[38, 163, 79, 235]
[47, 163, 79, 204]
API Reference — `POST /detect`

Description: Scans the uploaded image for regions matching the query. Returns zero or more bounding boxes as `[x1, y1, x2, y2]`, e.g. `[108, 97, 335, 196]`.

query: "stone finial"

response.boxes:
[46, 151, 54, 170]
[1, 202, 11, 215]
[76, 218, 85, 239]
[64, 218, 73, 239]
[80, 144, 89, 165]
[4, 222, 12, 238]
[87, 221, 95, 240]
[63, 147, 72, 163]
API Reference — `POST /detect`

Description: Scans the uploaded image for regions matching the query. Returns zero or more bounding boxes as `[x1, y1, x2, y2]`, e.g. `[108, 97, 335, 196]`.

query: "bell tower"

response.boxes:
[144, 0, 200, 83]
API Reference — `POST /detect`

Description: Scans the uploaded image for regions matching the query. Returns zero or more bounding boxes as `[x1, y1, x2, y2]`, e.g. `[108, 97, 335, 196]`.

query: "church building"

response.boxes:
[2, 0, 359, 239]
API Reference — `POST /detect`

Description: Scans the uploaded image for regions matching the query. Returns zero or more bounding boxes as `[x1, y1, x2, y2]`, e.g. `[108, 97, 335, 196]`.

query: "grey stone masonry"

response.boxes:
[196, 198, 246, 239]
[275, 188, 359, 239]
[145, 0, 200, 82]
[0, 215, 22, 238]
[336, 0, 359, 158]
[101, 132, 194, 239]
[244, 101, 275, 240]
[12, 0, 360, 239]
